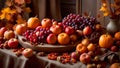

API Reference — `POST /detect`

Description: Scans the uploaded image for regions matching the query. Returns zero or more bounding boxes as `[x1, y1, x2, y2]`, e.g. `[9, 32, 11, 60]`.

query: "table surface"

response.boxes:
[0, 49, 86, 68]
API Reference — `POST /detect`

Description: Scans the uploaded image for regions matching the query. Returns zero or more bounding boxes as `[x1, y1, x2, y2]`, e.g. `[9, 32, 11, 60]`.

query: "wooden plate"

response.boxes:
[18, 35, 80, 52]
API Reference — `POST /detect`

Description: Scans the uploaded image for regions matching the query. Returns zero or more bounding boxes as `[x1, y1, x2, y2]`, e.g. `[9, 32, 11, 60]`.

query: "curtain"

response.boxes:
[30, 0, 62, 21]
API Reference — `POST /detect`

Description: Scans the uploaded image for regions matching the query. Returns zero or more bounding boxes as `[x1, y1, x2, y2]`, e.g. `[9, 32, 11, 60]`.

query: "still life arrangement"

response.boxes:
[0, 0, 120, 68]
[100, 0, 120, 33]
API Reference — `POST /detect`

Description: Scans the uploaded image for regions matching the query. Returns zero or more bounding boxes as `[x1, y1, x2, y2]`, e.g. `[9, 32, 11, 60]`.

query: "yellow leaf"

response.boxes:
[100, 6, 108, 12]
[103, 3, 107, 7]
[103, 11, 109, 16]
[0, 13, 6, 19]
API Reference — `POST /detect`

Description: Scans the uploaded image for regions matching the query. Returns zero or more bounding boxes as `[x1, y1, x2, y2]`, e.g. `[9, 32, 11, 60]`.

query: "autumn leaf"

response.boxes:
[5, 13, 14, 21]
[0, 13, 6, 19]
[5, 0, 13, 6]
[14, 0, 25, 5]
[16, 14, 26, 24]
[103, 11, 110, 16]
[15, 6, 23, 13]
[23, 7, 31, 13]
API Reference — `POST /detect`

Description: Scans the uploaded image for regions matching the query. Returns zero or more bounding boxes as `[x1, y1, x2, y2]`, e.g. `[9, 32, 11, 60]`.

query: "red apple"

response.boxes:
[52, 21, 58, 25]
[47, 33, 57, 44]
[71, 51, 80, 60]
[110, 46, 119, 52]
[65, 26, 75, 35]
[4, 30, 15, 40]
[22, 48, 33, 58]
[15, 24, 27, 35]
[83, 26, 92, 35]
[0, 27, 7, 37]
[70, 34, 77, 42]
[57, 33, 70, 45]
[50, 25, 62, 35]
[79, 53, 91, 64]
[8, 38, 18, 48]
[58, 22, 63, 27]
[41, 18, 52, 28]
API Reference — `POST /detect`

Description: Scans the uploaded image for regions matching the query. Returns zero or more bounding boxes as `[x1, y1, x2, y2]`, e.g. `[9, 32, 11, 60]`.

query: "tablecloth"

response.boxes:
[0, 49, 86, 68]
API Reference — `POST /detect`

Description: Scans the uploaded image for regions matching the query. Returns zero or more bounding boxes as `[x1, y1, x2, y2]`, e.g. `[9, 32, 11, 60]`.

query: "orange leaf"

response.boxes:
[23, 7, 31, 13]
[16, 15, 26, 24]
[14, 0, 25, 4]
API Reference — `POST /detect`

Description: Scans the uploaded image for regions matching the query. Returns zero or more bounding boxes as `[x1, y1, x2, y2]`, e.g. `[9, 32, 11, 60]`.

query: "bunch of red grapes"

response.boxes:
[62, 13, 102, 43]
[23, 27, 52, 44]
[62, 13, 99, 30]
[0, 37, 5, 48]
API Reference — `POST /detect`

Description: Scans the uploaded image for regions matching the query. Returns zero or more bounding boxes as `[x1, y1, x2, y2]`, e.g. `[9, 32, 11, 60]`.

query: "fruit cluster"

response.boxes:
[19, 13, 104, 45]
[0, 27, 19, 49]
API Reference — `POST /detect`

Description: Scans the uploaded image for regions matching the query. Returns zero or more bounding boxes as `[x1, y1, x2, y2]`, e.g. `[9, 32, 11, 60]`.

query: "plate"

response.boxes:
[18, 35, 80, 52]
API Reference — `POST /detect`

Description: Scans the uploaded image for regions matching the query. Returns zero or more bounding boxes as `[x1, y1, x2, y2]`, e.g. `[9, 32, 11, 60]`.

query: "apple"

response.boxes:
[50, 25, 62, 35]
[70, 34, 77, 42]
[47, 33, 57, 44]
[27, 17, 40, 29]
[83, 26, 92, 35]
[57, 33, 70, 45]
[0, 27, 7, 37]
[81, 38, 90, 46]
[110, 63, 120, 68]
[79, 53, 91, 64]
[41, 18, 52, 28]
[22, 48, 33, 58]
[8, 38, 18, 48]
[110, 46, 119, 52]
[71, 51, 80, 60]
[58, 22, 63, 27]
[15, 24, 27, 35]
[87, 43, 96, 51]
[65, 26, 75, 35]
[52, 21, 58, 25]
[4, 30, 15, 40]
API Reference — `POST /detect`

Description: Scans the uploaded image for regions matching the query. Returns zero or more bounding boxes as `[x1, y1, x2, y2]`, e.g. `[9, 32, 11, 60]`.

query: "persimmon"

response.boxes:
[99, 34, 114, 48]
[114, 32, 120, 40]
[76, 43, 88, 54]
[27, 17, 40, 29]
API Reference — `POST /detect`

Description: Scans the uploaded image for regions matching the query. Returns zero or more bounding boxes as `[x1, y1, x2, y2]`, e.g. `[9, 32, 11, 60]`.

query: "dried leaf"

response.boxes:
[103, 11, 109, 16]
[115, 9, 120, 15]
[23, 7, 31, 13]
[15, 6, 23, 13]
[100, 6, 108, 12]
[0, 13, 6, 19]
[5, 13, 13, 21]
[16, 14, 26, 24]
[5, 0, 13, 6]
[14, 0, 25, 5]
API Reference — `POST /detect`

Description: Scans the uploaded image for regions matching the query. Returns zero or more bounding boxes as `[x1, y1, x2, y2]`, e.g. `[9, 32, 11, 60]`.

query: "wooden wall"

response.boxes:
[60, 0, 76, 18]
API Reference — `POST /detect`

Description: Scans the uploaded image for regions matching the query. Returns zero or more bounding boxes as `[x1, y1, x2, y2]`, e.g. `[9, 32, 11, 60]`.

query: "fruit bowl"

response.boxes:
[18, 35, 79, 52]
